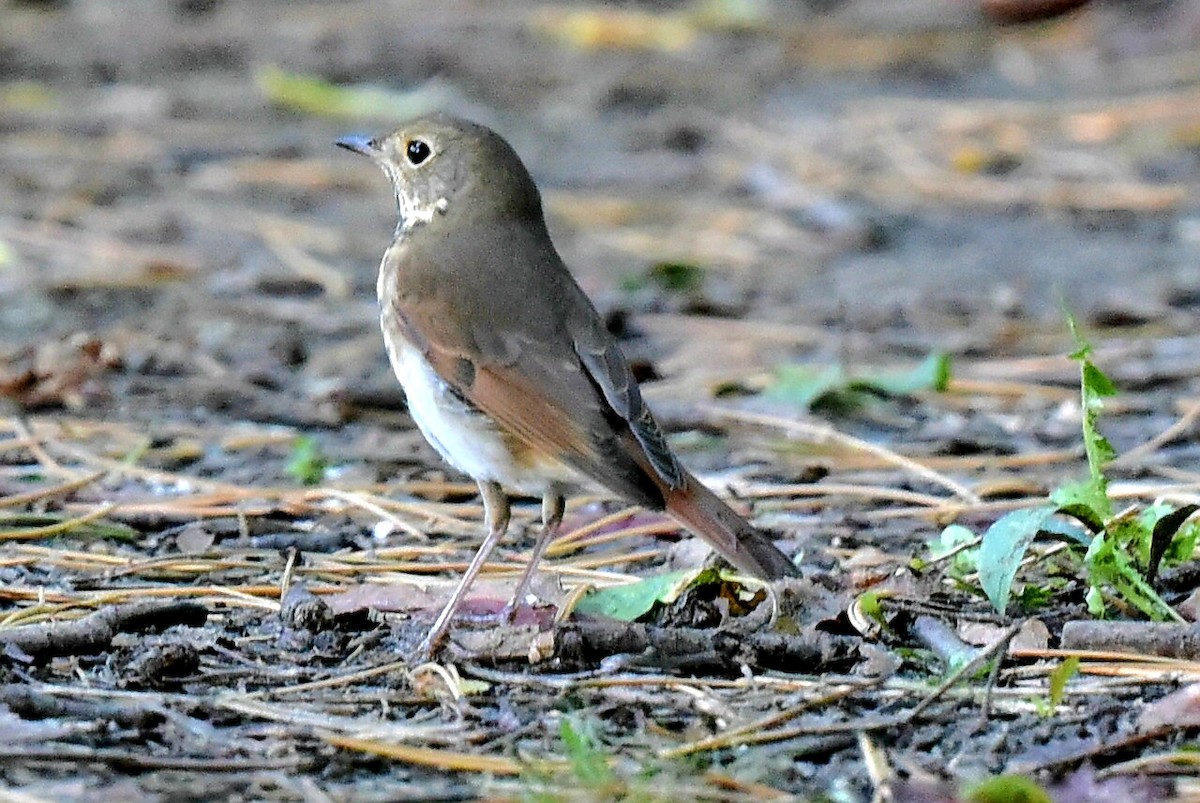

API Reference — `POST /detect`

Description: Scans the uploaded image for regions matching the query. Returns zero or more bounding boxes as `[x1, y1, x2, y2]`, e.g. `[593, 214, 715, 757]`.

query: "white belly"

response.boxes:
[384, 334, 580, 495]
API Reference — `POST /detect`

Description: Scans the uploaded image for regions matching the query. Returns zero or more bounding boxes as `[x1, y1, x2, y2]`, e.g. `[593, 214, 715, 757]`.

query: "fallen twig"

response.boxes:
[703, 406, 980, 503]
[0, 600, 208, 661]
[1060, 620, 1200, 661]
[553, 619, 858, 674]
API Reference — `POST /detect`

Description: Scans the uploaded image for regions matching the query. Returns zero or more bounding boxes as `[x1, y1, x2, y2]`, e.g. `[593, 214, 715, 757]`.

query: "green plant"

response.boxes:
[972, 316, 1196, 620]
[286, 436, 328, 486]
[559, 717, 617, 791]
[764, 352, 951, 413]
[967, 774, 1053, 803]
[1047, 656, 1080, 711]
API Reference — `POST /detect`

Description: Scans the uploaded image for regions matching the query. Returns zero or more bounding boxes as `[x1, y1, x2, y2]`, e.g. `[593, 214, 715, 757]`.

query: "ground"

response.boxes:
[2, 1, 1200, 800]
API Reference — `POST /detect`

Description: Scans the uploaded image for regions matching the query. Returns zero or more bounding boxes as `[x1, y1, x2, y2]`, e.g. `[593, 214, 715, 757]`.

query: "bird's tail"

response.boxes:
[664, 473, 798, 580]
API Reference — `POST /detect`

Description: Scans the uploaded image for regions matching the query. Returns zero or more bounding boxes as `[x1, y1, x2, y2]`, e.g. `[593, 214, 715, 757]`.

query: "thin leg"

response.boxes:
[504, 489, 565, 622]
[415, 480, 510, 659]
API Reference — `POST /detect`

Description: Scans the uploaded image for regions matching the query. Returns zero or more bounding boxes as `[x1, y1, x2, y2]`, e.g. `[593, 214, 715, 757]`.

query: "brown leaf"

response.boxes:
[324, 578, 559, 621]
[0, 333, 121, 410]
[958, 618, 1049, 652]
[174, 524, 216, 554]
[1138, 683, 1200, 732]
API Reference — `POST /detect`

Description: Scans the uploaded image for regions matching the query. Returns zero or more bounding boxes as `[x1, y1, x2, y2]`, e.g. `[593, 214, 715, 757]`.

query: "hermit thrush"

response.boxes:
[337, 114, 797, 657]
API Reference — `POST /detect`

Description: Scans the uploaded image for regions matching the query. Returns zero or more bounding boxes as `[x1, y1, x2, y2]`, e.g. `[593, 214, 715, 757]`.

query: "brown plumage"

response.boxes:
[337, 114, 797, 657]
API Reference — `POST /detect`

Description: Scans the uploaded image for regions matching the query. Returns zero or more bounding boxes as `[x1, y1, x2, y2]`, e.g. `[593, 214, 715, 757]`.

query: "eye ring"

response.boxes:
[406, 139, 432, 166]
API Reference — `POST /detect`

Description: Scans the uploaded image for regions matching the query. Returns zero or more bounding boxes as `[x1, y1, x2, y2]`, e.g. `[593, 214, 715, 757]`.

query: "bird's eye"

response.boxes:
[405, 139, 432, 165]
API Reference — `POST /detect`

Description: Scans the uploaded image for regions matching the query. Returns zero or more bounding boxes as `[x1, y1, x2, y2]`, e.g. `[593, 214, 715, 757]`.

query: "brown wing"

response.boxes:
[381, 223, 670, 508]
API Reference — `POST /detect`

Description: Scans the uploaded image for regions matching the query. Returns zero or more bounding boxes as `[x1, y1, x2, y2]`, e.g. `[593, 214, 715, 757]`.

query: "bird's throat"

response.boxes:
[395, 192, 449, 236]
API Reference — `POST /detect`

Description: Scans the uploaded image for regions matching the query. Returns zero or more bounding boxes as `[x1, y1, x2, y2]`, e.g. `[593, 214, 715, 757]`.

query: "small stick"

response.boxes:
[0, 600, 208, 661]
[704, 406, 980, 504]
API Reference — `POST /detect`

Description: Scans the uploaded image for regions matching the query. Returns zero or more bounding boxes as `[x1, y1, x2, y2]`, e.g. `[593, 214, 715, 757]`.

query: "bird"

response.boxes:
[336, 114, 798, 657]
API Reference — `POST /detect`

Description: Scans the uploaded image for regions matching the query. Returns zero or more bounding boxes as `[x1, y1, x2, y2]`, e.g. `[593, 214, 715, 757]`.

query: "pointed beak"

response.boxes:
[335, 135, 377, 157]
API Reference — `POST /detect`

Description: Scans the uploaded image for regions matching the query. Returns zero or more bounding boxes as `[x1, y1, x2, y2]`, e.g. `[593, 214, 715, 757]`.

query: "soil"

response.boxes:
[2, 1, 1200, 800]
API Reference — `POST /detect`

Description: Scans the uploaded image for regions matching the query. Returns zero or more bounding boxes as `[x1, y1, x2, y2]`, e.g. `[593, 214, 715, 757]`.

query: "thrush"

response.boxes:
[337, 114, 798, 657]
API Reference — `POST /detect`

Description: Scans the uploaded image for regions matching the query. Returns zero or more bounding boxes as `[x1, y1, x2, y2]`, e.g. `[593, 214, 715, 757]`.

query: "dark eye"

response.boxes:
[406, 139, 431, 165]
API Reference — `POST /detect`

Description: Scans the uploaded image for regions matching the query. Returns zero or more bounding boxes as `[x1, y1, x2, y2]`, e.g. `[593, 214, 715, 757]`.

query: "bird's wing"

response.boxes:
[567, 289, 684, 489]
[383, 223, 681, 505]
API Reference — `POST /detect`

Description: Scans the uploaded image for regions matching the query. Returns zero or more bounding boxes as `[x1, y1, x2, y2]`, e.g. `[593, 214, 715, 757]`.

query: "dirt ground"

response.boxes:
[3, 1, 1200, 800]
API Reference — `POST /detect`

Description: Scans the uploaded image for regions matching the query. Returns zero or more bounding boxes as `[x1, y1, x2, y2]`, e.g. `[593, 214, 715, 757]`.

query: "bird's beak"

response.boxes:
[335, 135, 377, 157]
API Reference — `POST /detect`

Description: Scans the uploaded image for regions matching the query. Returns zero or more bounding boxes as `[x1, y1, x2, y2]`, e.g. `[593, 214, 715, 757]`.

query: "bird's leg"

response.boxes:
[415, 480, 510, 660]
[503, 489, 565, 623]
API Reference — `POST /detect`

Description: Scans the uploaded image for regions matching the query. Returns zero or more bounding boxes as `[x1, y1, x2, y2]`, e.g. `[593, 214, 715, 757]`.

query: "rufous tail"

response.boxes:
[664, 474, 799, 580]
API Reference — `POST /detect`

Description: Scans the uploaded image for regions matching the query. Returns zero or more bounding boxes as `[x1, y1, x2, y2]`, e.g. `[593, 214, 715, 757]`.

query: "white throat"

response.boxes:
[396, 195, 450, 233]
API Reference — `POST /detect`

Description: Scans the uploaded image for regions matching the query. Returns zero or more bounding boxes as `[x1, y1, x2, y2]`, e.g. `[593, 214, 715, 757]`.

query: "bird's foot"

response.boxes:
[499, 592, 544, 625]
[498, 600, 520, 624]
[409, 633, 440, 665]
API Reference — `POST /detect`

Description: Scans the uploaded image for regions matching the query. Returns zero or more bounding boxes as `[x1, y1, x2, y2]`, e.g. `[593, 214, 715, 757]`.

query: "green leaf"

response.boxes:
[1065, 309, 1090, 360]
[1167, 521, 1200, 565]
[0, 81, 59, 112]
[1066, 316, 1117, 491]
[559, 718, 614, 789]
[978, 506, 1056, 614]
[763, 364, 848, 410]
[647, 261, 705, 292]
[1139, 503, 1177, 562]
[851, 351, 952, 395]
[256, 66, 450, 119]
[1081, 362, 1117, 398]
[1146, 504, 1199, 583]
[286, 436, 328, 486]
[926, 524, 980, 578]
[1051, 477, 1109, 531]
[1015, 582, 1056, 610]
[928, 524, 976, 559]
[1036, 516, 1093, 547]
[763, 352, 951, 412]
[574, 568, 720, 621]
[967, 774, 1054, 803]
[1048, 656, 1080, 707]
[857, 590, 885, 626]
[1085, 532, 1180, 621]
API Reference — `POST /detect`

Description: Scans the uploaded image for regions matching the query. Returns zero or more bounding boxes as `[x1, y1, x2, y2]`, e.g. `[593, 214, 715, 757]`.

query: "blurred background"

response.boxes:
[4, 6, 1200, 795]
[1, 0, 1199, 436]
